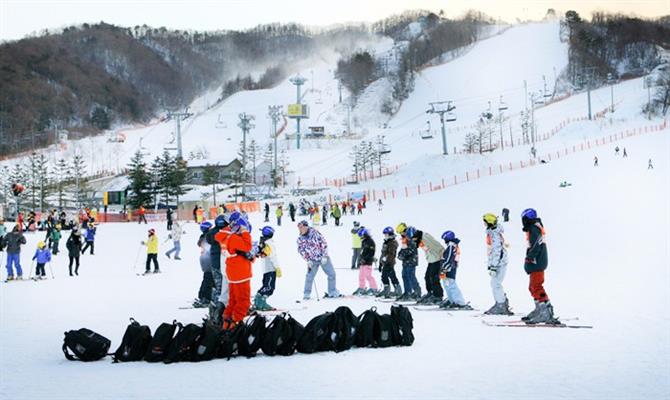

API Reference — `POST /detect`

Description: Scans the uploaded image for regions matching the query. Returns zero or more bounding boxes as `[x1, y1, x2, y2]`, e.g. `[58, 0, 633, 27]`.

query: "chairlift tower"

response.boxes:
[238, 113, 255, 200]
[268, 105, 283, 185]
[289, 74, 307, 150]
[426, 101, 457, 155]
[166, 108, 190, 159]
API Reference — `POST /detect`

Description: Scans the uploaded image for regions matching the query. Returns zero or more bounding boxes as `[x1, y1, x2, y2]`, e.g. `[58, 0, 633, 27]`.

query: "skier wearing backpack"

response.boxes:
[377, 226, 402, 298]
[520, 208, 556, 324]
[352, 227, 378, 296]
[483, 213, 513, 315]
[395, 223, 421, 301]
[141, 228, 160, 274]
[438, 231, 470, 309]
[297, 220, 341, 300]
[350, 221, 362, 269]
[416, 229, 445, 305]
[253, 226, 282, 311]
[194, 221, 214, 308]
[221, 215, 253, 329]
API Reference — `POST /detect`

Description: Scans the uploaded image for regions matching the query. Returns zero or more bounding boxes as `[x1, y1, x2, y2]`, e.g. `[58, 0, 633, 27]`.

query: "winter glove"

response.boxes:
[141, 241, 146, 245]
[275, 267, 282, 278]
[525, 257, 536, 264]
[488, 265, 498, 277]
[439, 272, 446, 280]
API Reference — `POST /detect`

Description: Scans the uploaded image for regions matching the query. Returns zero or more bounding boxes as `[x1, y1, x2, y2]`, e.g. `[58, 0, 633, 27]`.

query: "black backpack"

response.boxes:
[62, 328, 111, 362]
[144, 321, 178, 362]
[297, 312, 335, 354]
[164, 323, 204, 364]
[238, 314, 267, 358]
[276, 314, 304, 356]
[375, 314, 400, 348]
[218, 323, 245, 359]
[113, 318, 152, 362]
[261, 313, 290, 356]
[356, 307, 380, 348]
[332, 306, 359, 352]
[390, 305, 415, 346]
[193, 323, 222, 361]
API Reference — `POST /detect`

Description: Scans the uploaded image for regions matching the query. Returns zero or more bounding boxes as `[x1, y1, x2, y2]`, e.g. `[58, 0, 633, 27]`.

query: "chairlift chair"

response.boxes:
[446, 111, 457, 122]
[379, 144, 391, 154]
[421, 130, 434, 139]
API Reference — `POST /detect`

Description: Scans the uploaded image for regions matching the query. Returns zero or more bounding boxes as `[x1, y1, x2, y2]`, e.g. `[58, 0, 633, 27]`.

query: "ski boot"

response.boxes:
[429, 295, 443, 305]
[352, 288, 366, 296]
[253, 293, 274, 311]
[416, 293, 432, 304]
[392, 284, 403, 298]
[439, 299, 453, 309]
[6, 275, 14, 281]
[396, 292, 411, 301]
[526, 301, 558, 324]
[365, 288, 378, 296]
[521, 300, 540, 322]
[484, 298, 513, 315]
[192, 298, 209, 308]
[376, 285, 390, 298]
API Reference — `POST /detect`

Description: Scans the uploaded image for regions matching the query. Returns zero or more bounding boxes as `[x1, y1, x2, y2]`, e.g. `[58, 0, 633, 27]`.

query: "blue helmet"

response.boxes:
[231, 217, 251, 232]
[441, 230, 456, 242]
[261, 226, 275, 237]
[405, 226, 416, 238]
[200, 221, 213, 233]
[521, 208, 537, 220]
[214, 215, 227, 228]
[382, 226, 394, 235]
[357, 227, 368, 237]
[228, 211, 241, 224]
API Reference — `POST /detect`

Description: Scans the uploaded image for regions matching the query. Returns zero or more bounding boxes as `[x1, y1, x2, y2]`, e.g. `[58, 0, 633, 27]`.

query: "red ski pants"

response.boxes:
[223, 280, 251, 323]
[529, 271, 549, 302]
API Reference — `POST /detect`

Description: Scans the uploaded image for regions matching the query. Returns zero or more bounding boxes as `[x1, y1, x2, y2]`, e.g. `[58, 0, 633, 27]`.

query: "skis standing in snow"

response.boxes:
[376, 226, 402, 298]
[352, 227, 378, 296]
[520, 208, 557, 324]
[297, 220, 340, 300]
[483, 213, 513, 315]
[253, 226, 282, 311]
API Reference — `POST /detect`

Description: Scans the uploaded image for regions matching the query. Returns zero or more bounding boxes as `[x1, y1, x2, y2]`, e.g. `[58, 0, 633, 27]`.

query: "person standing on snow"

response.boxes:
[377, 226, 402, 298]
[80, 223, 96, 255]
[165, 219, 185, 260]
[50, 224, 62, 255]
[209, 214, 231, 327]
[66, 228, 83, 276]
[194, 221, 214, 308]
[32, 241, 52, 279]
[483, 213, 513, 315]
[648, 159, 654, 169]
[520, 208, 557, 324]
[253, 226, 282, 311]
[276, 205, 283, 226]
[438, 231, 470, 309]
[137, 206, 148, 224]
[141, 228, 159, 274]
[166, 207, 173, 231]
[221, 216, 253, 330]
[297, 220, 340, 300]
[288, 202, 296, 222]
[352, 227, 378, 296]
[4, 225, 26, 280]
[593, 156, 599, 167]
[350, 221, 362, 269]
[396, 223, 422, 301]
[264, 203, 270, 223]
[416, 228, 445, 305]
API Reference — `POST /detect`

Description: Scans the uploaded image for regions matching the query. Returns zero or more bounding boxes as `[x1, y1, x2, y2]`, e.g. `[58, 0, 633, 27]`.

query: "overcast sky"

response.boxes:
[1, 0, 668, 41]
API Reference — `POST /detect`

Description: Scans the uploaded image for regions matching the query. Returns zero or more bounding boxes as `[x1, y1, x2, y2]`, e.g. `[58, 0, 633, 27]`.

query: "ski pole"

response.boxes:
[28, 260, 35, 279]
[47, 261, 55, 279]
[132, 244, 142, 270]
[314, 279, 320, 302]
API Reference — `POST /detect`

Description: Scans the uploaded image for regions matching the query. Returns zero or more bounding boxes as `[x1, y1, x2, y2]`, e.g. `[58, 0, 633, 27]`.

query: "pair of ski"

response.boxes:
[295, 294, 357, 303]
[136, 271, 161, 276]
[482, 317, 592, 329]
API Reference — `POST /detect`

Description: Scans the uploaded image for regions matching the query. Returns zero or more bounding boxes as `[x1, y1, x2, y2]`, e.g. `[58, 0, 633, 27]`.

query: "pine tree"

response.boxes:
[168, 158, 188, 204]
[149, 155, 163, 208]
[0, 165, 10, 212]
[26, 153, 40, 211]
[202, 164, 219, 205]
[262, 143, 277, 187]
[278, 150, 290, 187]
[349, 145, 360, 183]
[53, 158, 69, 208]
[247, 139, 261, 184]
[36, 153, 50, 211]
[127, 150, 151, 209]
[71, 154, 87, 207]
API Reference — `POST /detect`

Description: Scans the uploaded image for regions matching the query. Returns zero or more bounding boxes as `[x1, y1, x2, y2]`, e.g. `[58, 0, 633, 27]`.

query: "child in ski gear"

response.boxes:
[615, 146, 620, 155]
[396, 223, 421, 300]
[210, 214, 231, 326]
[297, 220, 340, 300]
[264, 203, 270, 222]
[66, 228, 82, 276]
[416, 230, 445, 305]
[32, 241, 52, 279]
[165, 219, 185, 260]
[331, 203, 341, 226]
[520, 208, 556, 324]
[438, 231, 469, 309]
[50, 224, 62, 255]
[142, 228, 159, 273]
[4, 226, 26, 280]
[288, 202, 296, 222]
[322, 204, 328, 225]
[276, 205, 283, 226]
[350, 221, 362, 269]
[253, 226, 281, 311]
[353, 227, 378, 295]
[221, 216, 253, 328]
[195, 221, 214, 308]
[377, 226, 401, 298]
[137, 206, 148, 224]
[81, 223, 96, 255]
[312, 208, 321, 226]
[623, 148, 627, 157]
[648, 159, 654, 169]
[483, 213, 512, 315]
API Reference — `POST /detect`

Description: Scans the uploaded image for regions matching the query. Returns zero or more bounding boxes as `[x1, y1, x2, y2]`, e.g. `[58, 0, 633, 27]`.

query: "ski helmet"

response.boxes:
[405, 226, 416, 238]
[382, 226, 394, 235]
[521, 208, 537, 220]
[396, 222, 407, 234]
[227, 211, 241, 224]
[353, 221, 360, 228]
[37, 240, 46, 249]
[357, 227, 368, 237]
[148, 228, 155, 235]
[441, 230, 456, 242]
[200, 221, 213, 233]
[482, 213, 498, 226]
[214, 215, 227, 228]
[261, 226, 275, 237]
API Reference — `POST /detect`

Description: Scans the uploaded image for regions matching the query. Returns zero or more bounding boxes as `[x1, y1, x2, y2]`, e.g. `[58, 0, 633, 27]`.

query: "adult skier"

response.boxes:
[288, 202, 296, 222]
[4, 226, 26, 280]
[141, 228, 159, 274]
[520, 208, 556, 324]
[66, 228, 83, 276]
[276, 205, 283, 226]
[221, 215, 253, 330]
[297, 220, 340, 300]
[166, 207, 173, 231]
[483, 213, 513, 315]
[264, 203, 270, 223]
[331, 203, 342, 226]
[165, 219, 185, 260]
[377, 226, 402, 298]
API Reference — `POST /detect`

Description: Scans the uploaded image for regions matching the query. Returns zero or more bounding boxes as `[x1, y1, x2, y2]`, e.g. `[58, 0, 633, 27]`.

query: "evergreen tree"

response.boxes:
[262, 142, 277, 187]
[278, 150, 289, 187]
[247, 139, 261, 184]
[168, 158, 188, 204]
[202, 164, 219, 205]
[36, 153, 50, 211]
[127, 150, 151, 209]
[71, 154, 87, 207]
[149, 155, 163, 207]
[53, 158, 69, 208]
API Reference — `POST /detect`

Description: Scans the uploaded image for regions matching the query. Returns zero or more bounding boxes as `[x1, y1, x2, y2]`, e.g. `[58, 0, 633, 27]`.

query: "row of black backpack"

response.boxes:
[61, 305, 414, 363]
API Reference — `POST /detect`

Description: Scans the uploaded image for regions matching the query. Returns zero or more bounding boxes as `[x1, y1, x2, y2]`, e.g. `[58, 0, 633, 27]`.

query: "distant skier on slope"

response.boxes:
[483, 213, 513, 315]
[520, 208, 557, 324]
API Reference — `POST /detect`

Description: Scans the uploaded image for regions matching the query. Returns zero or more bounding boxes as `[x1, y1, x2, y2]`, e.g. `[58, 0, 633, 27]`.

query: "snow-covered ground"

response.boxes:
[1, 124, 668, 399]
